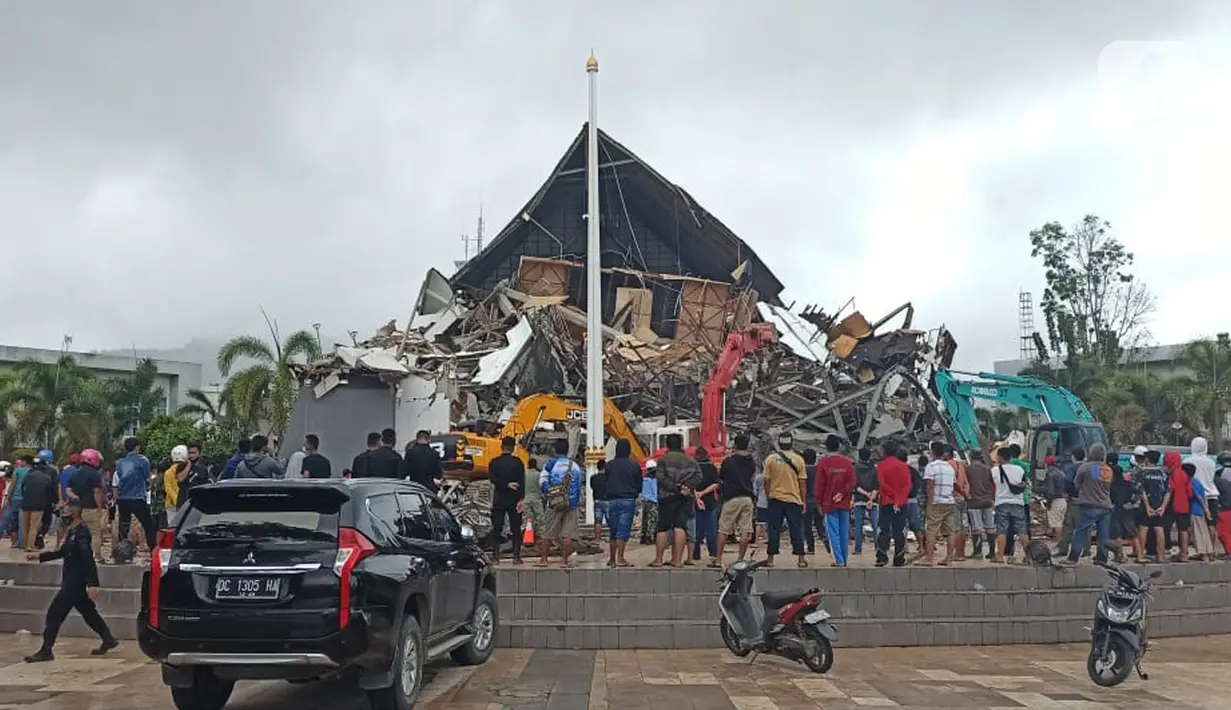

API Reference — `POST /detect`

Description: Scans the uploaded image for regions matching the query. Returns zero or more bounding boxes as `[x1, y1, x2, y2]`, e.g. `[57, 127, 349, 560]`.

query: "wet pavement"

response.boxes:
[0, 634, 1226, 708]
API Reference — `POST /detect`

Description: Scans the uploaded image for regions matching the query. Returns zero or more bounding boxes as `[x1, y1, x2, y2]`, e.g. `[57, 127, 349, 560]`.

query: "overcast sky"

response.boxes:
[2, 1, 1228, 370]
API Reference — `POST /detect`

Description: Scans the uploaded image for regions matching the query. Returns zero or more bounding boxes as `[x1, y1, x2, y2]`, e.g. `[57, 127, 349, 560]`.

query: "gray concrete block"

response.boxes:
[563, 626, 583, 649]
[536, 571, 568, 593]
[915, 621, 935, 646]
[618, 625, 640, 649]
[888, 594, 907, 619]
[930, 621, 953, 646]
[954, 567, 998, 592]
[566, 595, 585, 622]
[517, 571, 537, 594]
[498, 595, 514, 620]
[581, 626, 602, 649]
[904, 592, 924, 618]
[957, 622, 982, 645]
[495, 623, 512, 648]
[871, 593, 892, 618]
[1008, 592, 1029, 618]
[544, 626, 565, 649]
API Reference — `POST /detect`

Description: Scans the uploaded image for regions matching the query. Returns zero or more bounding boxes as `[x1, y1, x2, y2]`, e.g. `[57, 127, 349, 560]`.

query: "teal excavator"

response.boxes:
[931, 369, 1111, 471]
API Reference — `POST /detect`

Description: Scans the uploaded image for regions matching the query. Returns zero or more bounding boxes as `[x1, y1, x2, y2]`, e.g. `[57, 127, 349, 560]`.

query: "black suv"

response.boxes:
[137, 478, 497, 710]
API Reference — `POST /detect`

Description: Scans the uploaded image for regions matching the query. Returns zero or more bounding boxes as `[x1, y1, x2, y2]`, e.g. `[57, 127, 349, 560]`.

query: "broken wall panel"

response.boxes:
[674, 278, 730, 350]
[516, 256, 576, 297]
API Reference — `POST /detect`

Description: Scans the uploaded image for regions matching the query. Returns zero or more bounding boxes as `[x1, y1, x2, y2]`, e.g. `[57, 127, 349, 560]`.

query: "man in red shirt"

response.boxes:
[815, 435, 856, 567]
[875, 442, 914, 567]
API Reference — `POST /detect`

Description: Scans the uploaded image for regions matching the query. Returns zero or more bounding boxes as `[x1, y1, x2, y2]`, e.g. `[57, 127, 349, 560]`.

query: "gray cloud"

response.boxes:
[2, 1, 1226, 369]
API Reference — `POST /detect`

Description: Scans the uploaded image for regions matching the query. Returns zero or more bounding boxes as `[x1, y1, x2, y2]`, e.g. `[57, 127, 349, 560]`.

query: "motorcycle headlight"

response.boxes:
[1100, 601, 1133, 624]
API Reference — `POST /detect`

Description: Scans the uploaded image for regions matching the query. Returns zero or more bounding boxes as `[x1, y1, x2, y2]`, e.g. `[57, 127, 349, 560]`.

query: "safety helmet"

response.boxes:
[171, 445, 189, 463]
[79, 449, 102, 468]
[35, 449, 54, 464]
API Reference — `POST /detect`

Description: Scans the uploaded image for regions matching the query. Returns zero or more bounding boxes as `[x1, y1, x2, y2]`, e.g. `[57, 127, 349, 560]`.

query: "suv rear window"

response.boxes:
[178, 487, 345, 545]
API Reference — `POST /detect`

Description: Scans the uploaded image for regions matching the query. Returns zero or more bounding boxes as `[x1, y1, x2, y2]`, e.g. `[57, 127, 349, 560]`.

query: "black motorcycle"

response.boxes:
[717, 558, 838, 673]
[1087, 561, 1162, 687]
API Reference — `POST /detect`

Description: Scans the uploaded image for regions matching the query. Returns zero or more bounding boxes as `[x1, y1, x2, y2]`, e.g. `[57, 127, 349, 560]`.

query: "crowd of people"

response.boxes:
[488, 431, 1231, 571]
[1036, 437, 1231, 566]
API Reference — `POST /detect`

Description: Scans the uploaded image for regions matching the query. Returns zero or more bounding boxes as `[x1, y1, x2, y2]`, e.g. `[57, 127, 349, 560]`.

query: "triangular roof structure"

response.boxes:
[451, 124, 785, 305]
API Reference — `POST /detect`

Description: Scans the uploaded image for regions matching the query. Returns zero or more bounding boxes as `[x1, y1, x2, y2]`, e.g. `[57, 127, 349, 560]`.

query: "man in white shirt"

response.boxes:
[922, 441, 958, 566]
[991, 446, 1029, 564]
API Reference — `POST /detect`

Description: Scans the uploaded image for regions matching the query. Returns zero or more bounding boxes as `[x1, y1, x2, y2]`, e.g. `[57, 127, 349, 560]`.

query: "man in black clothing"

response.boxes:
[352, 432, 381, 479]
[487, 437, 525, 564]
[177, 443, 211, 506]
[402, 429, 443, 492]
[301, 434, 333, 478]
[363, 428, 403, 479]
[715, 433, 757, 565]
[24, 500, 118, 662]
[20, 459, 56, 553]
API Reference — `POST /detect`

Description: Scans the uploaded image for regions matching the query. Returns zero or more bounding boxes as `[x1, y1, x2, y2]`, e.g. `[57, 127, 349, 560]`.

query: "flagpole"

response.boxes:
[583, 52, 602, 527]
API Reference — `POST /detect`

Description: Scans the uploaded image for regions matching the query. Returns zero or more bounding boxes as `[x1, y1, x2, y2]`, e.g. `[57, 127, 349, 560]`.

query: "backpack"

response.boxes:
[545, 459, 573, 513]
[998, 466, 1027, 495]
[1043, 468, 1067, 500]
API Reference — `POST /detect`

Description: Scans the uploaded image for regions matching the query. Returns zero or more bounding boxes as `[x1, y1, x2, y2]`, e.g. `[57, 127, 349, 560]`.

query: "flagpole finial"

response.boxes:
[586, 52, 598, 72]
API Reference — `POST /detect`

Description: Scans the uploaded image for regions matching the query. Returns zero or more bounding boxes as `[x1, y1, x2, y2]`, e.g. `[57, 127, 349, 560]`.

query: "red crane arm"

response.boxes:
[700, 323, 775, 461]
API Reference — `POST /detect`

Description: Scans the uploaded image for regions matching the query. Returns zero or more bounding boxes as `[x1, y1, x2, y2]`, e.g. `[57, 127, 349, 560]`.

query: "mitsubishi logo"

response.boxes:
[243, 552, 256, 565]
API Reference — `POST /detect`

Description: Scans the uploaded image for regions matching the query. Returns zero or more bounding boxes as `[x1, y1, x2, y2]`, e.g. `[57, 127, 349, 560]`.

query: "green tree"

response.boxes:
[216, 312, 321, 446]
[1028, 215, 1155, 366]
[1174, 334, 1231, 449]
[177, 387, 220, 421]
[106, 358, 167, 439]
[137, 414, 234, 468]
[0, 356, 110, 457]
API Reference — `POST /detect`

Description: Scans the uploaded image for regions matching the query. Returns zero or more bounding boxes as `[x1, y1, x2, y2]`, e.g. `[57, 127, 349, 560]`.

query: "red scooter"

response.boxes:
[717, 558, 837, 673]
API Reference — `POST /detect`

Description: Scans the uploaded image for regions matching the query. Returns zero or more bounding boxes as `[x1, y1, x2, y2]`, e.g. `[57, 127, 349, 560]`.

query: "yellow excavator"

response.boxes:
[430, 393, 650, 480]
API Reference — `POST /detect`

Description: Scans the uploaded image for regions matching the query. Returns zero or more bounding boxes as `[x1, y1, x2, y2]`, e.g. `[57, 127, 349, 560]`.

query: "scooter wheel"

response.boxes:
[1086, 635, 1133, 687]
[720, 618, 751, 657]
[803, 630, 834, 674]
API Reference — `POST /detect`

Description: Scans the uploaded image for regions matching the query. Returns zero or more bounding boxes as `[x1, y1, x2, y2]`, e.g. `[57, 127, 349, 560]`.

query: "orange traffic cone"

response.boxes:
[522, 518, 535, 547]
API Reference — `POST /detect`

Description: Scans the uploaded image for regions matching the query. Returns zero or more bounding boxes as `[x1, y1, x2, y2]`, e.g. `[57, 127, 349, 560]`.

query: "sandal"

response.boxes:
[707, 560, 722, 568]
[797, 559, 809, 569]
[646, 561, 664, 568]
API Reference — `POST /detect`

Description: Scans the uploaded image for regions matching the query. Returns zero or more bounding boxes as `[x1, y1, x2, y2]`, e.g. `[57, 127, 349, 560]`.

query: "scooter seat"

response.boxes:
[760, 588, 817, 609]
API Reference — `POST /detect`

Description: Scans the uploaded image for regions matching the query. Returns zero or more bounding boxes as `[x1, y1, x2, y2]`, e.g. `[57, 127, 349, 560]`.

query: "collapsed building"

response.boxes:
[287, 125, 960, 533]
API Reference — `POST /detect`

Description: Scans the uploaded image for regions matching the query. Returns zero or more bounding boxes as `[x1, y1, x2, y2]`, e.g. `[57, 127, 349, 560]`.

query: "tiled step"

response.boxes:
[0, 608, 139, 640]
[498, 608, 1231, 649]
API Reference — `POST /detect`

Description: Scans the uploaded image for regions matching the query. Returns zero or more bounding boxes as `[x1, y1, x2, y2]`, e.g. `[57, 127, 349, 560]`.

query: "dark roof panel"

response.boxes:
[451, 124, 785, 305]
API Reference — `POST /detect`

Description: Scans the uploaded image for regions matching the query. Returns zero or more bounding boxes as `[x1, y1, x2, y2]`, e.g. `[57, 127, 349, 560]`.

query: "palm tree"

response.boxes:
[0, 356, 107, 455]
[1175, 335, 1231, 448]
[216, 313, 321, 445]
[178, 388, 221, 422]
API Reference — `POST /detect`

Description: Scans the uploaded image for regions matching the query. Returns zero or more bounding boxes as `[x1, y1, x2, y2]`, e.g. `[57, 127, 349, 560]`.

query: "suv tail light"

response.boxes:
[334, 527, 376, 628]
[148, 529, 176, 629]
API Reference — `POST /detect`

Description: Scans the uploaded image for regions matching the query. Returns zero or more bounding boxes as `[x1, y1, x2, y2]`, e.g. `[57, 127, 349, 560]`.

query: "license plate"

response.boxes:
[213, 576, 281, 600]
[804, 609, 830, 624]
[464, 447, 485, 457]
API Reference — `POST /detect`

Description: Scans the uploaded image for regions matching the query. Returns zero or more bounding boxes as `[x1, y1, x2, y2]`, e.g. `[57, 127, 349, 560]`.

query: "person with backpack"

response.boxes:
[761, 431, 809, 568]
[1060, 444, 1115, 566]
[992, 445, 1030, 564]
[1108, 454, 1143, 563]
[537, 439, 583, 568]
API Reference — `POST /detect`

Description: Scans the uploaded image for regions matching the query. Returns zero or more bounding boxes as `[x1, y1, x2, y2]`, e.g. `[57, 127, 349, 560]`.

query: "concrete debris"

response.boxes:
[297, 256, 960, 455]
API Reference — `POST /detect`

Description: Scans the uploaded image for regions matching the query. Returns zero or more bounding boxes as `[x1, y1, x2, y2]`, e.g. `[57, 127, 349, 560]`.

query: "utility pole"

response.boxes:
[583, 52, 603, 526]
[312, 323, 322, 351]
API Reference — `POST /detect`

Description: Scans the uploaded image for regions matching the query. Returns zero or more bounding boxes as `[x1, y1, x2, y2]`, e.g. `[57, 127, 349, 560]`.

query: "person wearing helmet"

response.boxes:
[68, 449, 106, 561]
[23, 496, 119, 663]
[20, 451, 58, 553]
[163, 445, 190, 522]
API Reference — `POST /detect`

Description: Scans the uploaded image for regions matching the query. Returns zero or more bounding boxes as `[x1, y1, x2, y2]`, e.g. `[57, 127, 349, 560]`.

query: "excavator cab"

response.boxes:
[1026, 422, 1111, 472]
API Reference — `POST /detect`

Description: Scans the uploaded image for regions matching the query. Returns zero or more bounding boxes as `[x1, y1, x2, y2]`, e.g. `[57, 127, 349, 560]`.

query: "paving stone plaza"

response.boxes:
[0, 634, 1226, 709]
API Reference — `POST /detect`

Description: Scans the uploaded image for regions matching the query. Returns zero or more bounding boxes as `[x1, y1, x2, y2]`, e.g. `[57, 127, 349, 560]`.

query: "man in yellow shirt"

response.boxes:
[762, 431, 809, 567]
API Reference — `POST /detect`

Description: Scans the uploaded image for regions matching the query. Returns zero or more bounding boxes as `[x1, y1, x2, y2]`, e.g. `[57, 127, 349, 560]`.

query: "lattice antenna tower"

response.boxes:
[1018, 290, 1037, 361]
[461, 200, 485, 259]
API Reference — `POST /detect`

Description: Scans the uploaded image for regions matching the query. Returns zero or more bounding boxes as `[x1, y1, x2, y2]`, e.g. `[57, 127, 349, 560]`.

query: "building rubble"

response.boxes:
[296, 257, 958, 509]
